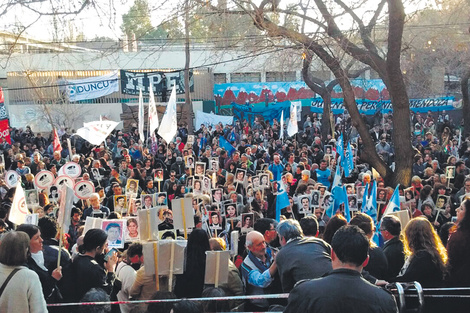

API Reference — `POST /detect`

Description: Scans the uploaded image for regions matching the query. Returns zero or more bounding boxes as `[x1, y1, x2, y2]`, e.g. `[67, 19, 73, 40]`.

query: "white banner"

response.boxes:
[68, 71, 119, 102]
[158, 85, 178, 144]
[287, 102, 299, 137]
[9, 184, 28, 225]
[76, 120, 120, 146]
[195, 111, 233, 128]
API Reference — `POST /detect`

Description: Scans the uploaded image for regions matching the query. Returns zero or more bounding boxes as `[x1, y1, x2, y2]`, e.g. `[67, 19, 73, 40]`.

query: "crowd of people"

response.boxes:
[0, 108, 469, 312]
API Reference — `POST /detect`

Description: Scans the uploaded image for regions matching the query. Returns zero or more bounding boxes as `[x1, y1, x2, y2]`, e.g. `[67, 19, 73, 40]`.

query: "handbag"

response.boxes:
[0, 268, 21, 297]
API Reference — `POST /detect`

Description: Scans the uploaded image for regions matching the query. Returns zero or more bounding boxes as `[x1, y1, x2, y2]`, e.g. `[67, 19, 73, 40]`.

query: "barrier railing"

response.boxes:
[46, 285, 470, 312]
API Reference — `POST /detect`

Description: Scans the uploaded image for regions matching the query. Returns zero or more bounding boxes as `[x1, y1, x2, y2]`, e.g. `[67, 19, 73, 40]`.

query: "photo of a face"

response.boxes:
[235, 169, 246, 183]
[126, 179, 139, 196]
[203, 177, 211, 192]
[102, 220, 124, 248]
[259, 174, 269, 188]
[324, 145, 333, 155]
[436, 195, 448, 209]
[321, 193, 333, 210]
[128, 197, 141, 215]
[246, 184, 254, 198]
[348, 195, 358, 210]
[252, 176, 260, 190]
[299, 195, 311, 214]
[125, 217, 139, 241]
[210, 158, 219, 171]
[241, 213, 254, 233]
[193, 179, 202, 194]
[224, 202, 238, 219]
[345, 184, 355, 195]
[114, 195, 127, 215]
[195, 162, 206, 176]
[186, 177, 194, 188]
[26, 190, 39, 206]
[156, 192, 167, 206]
[356, 186, 365, 202]
[209, 211, 222, 229]
[155, 169, 164, 182]
[311, 190, 320, 207]
[212, 188, 223, 203]
[185, 156, 195, 168]
[141, 194, 155, 209]
[377, 188, 387, 203]
[446, 166, 455, 179]
[404, 188, 415, 203]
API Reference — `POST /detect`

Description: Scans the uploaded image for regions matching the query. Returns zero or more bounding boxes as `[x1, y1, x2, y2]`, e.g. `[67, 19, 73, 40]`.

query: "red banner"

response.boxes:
[0, 119, 11, 144]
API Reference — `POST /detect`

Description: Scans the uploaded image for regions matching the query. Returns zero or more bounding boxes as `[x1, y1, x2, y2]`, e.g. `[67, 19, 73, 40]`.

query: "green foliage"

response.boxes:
[121, 0, 154, 39]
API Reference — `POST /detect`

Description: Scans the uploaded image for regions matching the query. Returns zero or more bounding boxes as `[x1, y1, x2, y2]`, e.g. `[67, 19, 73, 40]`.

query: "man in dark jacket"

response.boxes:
[380, 215, 405, 280]
[276, 219, 332, 292]
[284, 225, 398, 313]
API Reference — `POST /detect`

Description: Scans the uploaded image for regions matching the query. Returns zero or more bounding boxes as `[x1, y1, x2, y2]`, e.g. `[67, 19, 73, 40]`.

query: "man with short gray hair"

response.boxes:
[83, 193, 110, 219]
[275, 219, 332, 292]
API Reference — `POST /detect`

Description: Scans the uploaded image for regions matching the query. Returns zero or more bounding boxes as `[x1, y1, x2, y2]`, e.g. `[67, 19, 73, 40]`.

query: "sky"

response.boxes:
[0, 0, 436, 43]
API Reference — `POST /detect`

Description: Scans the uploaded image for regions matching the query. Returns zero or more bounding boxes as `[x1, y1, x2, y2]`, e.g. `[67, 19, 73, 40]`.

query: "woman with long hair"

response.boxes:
[395, 217, 447, 287]
[446, 200, 470, 286]
[174, 229, 210, 298]
[71, 229, 117, 301]
[322, 214, 347, 245]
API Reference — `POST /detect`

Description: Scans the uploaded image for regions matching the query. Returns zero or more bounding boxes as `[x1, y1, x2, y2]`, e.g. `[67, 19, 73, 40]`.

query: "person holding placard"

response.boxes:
[174, 229, 210, 299]
[71, 229, 118, 301]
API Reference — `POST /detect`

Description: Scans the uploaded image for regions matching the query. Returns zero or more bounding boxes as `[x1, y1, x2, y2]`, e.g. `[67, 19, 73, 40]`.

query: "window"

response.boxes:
[266, 71, 297, 82]
[214, 73, 227, 84]
[231, 72, 261, 83]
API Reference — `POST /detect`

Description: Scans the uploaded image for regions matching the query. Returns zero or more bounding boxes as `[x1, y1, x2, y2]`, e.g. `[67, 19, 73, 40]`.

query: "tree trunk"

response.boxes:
[462, 69, 470, 137]
[321, 93, 332, 140]
[183, 0, 194, 133]
[385, 0, 413, 186]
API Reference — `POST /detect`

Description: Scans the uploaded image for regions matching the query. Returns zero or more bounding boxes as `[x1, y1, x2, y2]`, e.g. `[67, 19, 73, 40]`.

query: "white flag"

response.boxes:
[76, 120, 120, 146]
[148, 85, 159, 135]
[287, 102, 298, 137]
[57, 185, 75, 231]
[138, 88, 145, 143]
[279, 110, 284, 140]
[9, 184, 28, 225]
[158, 85, 178, 144]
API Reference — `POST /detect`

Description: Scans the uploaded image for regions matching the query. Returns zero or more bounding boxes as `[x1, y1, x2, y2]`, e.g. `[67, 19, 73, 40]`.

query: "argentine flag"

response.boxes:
[382, 185, 401, 217]
[275, 179, 291, 222]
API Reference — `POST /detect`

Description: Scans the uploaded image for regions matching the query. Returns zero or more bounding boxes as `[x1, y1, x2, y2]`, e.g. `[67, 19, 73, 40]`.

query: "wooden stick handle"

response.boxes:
[153, 242, 159, 291]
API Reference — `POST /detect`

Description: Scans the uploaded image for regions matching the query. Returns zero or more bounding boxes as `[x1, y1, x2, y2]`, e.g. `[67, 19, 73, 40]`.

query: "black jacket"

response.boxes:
[284, 269, 398, 313]
[71, 254, 115, 301]
[276, 237, 332, 292]
[382, 236, 405, 281]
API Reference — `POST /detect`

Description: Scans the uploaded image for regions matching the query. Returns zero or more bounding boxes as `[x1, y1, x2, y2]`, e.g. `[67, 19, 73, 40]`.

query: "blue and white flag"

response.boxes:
[336, 133, 344, 161]
[382, 185, 401, 217]
[328, 185, 350, 222]
[332, 165, 342, 190]
[362, 181, 377, 224]
[342, 142, 354, 177]
[219, 136, 236, 156]
[275, 180, 290, 221]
